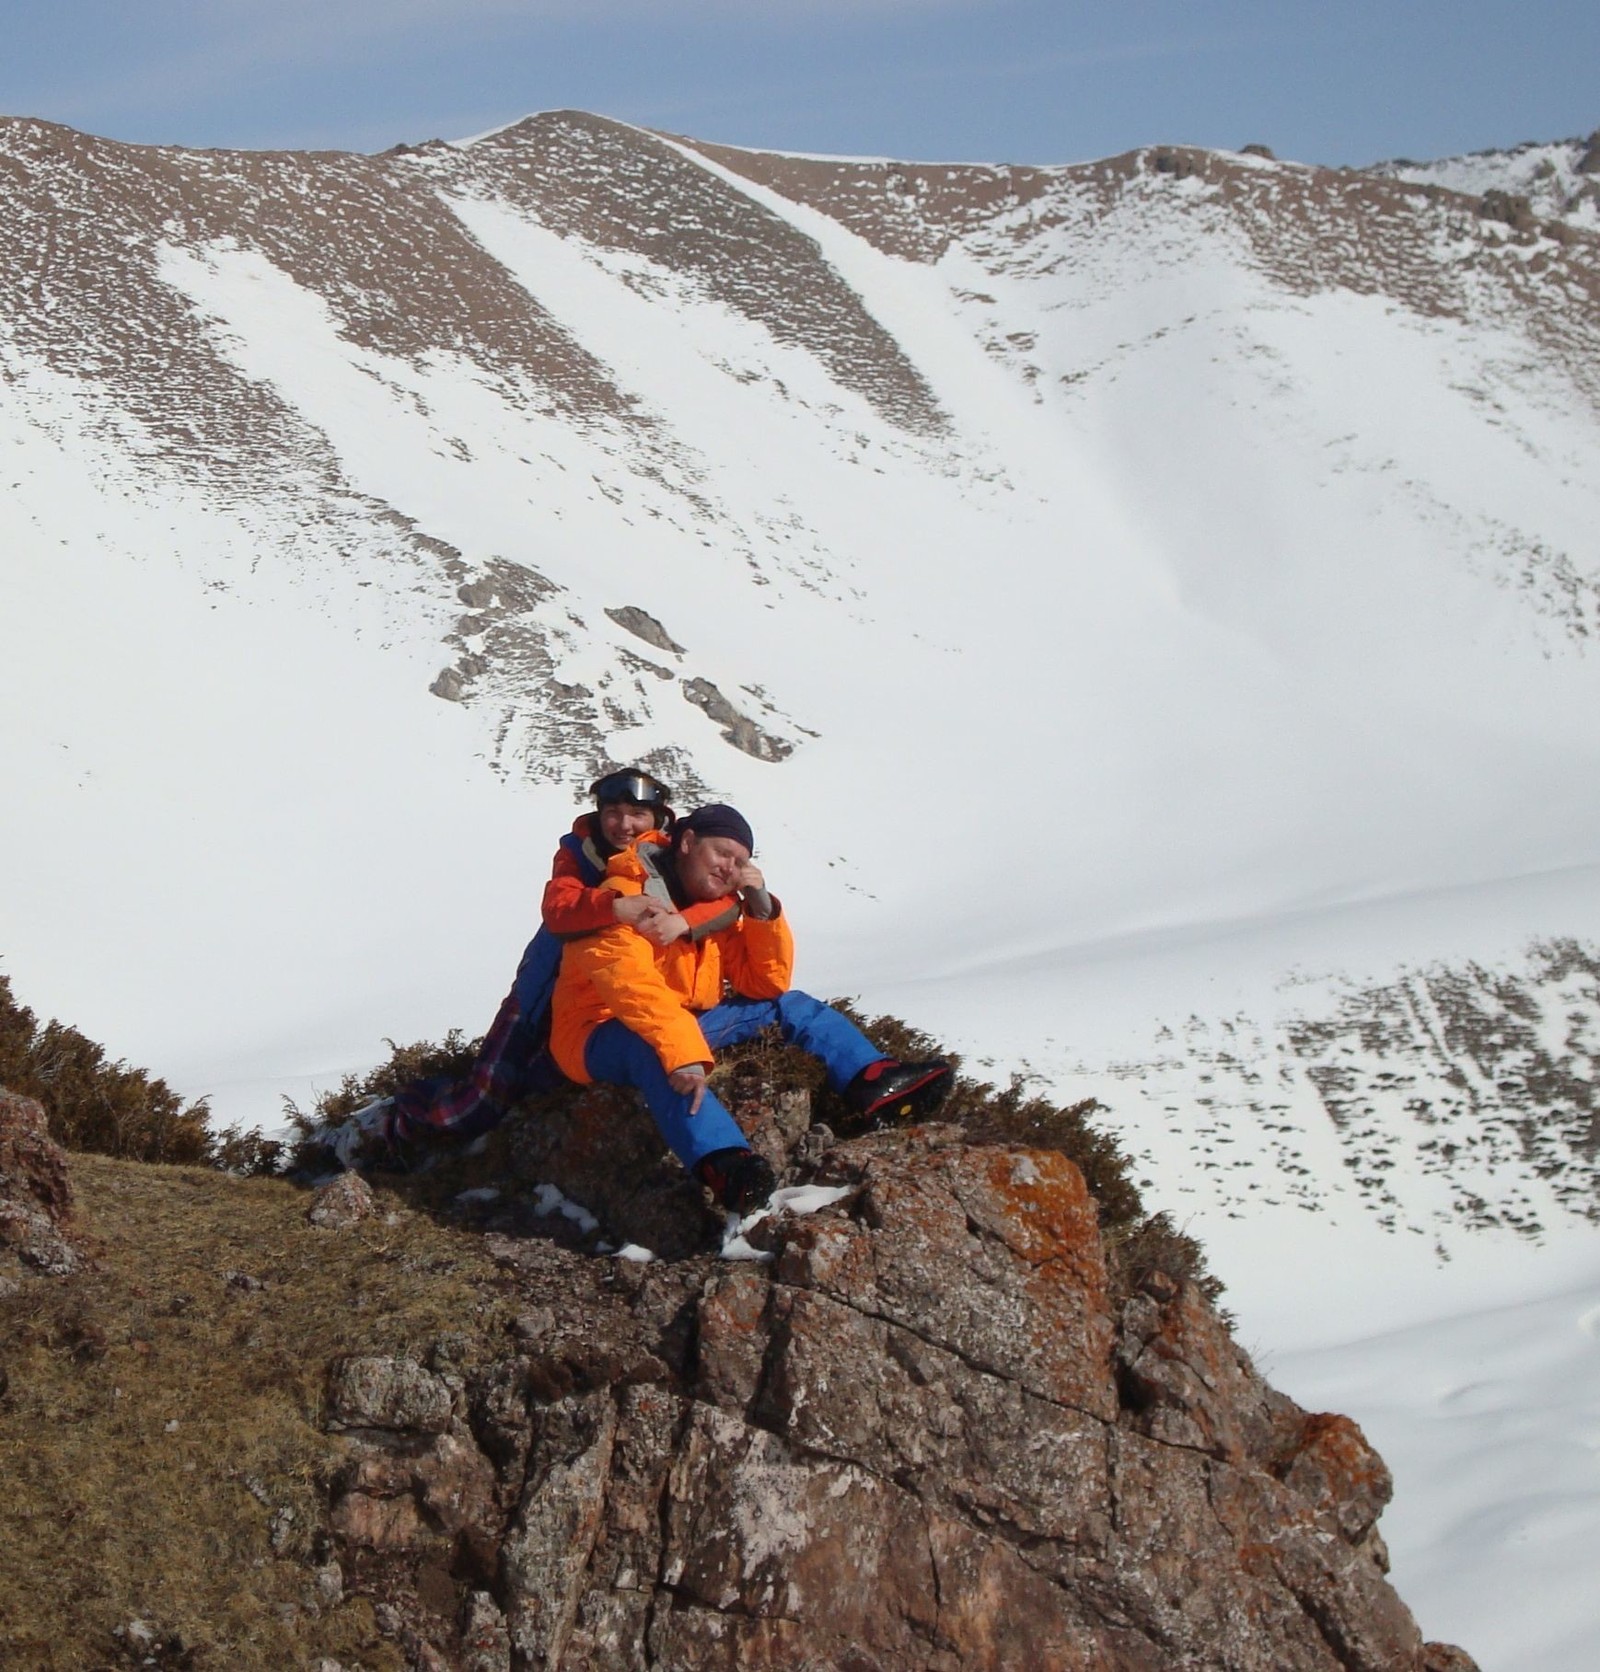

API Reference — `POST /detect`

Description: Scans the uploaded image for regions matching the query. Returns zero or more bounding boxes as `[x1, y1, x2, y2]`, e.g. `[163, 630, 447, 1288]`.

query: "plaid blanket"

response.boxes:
[391, 927, 568, 1142]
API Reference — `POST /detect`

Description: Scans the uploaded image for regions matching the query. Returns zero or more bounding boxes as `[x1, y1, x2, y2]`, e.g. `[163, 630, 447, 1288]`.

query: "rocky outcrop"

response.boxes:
[605, 606, 686, 658]
[0, 1087, 81, 1281]
[1576, 128, 1600, 177]
[679, 677, 794, 763]
[501, 1069, 817, 1263]
[324, 1090, 1478, 1671]
[308, 1170, 378, 1230]
[1477, 187, 1538, 234]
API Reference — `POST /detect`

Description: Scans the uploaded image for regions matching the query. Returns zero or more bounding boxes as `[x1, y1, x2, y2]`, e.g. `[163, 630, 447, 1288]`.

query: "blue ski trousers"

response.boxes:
[583, 989, 882, 1172]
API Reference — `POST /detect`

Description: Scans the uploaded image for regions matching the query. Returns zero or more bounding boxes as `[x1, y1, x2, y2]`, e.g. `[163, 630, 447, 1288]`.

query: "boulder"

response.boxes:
[322, 1083, 1478, 1669]
[1477, 188, 1537, 234]
[506, 1080, 711, 1261]
[1577, 127, 1600, 177]
[603, 604, 685, 656]
[0, 1087, 81, 1277]
[327, 1355, 454, 1434]
[307, 1170, 376, 1230]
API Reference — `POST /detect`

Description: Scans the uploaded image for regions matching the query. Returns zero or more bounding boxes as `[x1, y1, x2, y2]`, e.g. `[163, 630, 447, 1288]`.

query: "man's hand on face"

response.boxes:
[733, 859, 776, 919]
[668, 1063, 708, 1113]
[678, 831, 753, 902]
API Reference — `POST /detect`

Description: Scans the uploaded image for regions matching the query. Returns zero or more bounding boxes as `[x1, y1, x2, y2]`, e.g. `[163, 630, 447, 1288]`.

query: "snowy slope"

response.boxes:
[1372, 128, 1600, 232]
[1270, 1248, 1600, 1672]
[3, 111, 1600, 1668]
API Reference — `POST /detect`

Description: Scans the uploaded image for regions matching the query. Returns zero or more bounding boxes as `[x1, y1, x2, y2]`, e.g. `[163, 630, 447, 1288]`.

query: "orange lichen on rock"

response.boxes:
[1279, 1410, 1395, 1543]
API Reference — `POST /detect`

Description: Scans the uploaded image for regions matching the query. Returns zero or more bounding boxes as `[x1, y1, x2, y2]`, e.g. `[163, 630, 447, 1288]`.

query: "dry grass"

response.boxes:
[0, 1155, 511, 1669]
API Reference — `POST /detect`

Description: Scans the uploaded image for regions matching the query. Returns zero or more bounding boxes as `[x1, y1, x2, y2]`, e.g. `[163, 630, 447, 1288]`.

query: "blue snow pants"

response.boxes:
[583, 989, 883, 1172]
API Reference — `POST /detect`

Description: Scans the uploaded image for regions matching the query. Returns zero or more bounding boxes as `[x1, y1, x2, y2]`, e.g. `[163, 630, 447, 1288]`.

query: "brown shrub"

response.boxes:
[0, 972, 280, 1174]
[291, 1030, 483, 1129]
[120, 986, 1219, 1305]
[1104, 1209, 1226, 1308]
[279, 1030, 483, 1170]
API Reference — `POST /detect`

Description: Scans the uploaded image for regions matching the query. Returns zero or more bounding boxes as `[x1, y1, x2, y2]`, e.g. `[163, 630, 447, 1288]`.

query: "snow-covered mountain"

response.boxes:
[4, 110, 1600, 1668]
[5, 108, 1598, 1210]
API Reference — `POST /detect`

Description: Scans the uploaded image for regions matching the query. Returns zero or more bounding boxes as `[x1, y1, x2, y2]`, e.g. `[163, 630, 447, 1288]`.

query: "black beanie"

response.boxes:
[677, 803, 755, 853]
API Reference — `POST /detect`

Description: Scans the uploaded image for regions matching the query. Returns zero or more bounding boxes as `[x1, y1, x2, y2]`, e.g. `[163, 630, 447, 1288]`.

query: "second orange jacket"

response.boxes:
[549, 834, 794, 1082]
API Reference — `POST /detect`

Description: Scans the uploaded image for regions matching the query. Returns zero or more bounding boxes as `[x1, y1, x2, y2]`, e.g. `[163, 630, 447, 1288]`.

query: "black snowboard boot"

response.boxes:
[846, 1059, 952, 1126]
[697, 1147, 776, 1215]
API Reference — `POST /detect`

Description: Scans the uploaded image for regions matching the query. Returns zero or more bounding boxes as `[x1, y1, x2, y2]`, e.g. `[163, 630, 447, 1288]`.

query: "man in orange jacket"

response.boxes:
[549, 803, 950, 1213]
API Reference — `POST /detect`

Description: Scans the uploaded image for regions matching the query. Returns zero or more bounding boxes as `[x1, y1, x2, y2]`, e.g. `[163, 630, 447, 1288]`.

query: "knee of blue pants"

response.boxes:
[772, 989, 882, 1090]
[696, 990, 881, 1091]
[584, 1019, 749, 1173]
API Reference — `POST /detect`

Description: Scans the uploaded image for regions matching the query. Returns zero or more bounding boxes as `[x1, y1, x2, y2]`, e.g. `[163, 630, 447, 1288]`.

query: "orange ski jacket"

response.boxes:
[549, 833, 794, 1082]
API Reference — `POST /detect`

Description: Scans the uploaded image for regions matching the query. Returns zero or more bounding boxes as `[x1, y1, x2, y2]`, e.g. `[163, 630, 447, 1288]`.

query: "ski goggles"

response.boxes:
[590, 770, 671, 809]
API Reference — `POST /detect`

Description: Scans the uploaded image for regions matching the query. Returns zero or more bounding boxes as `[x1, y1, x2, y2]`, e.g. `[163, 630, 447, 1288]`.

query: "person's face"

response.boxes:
[599, 801, 657, 848]
[677, 830, 750, 900]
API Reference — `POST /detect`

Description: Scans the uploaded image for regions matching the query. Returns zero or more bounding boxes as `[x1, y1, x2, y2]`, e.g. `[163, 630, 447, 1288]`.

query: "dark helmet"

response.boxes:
[590, 767, 674, 829]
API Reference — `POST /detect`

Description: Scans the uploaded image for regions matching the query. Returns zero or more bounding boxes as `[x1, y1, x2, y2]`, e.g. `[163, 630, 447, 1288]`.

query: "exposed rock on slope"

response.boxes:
[6, 108, 1597, 817]
[1082, 937, 1600, 1243]
[0, 1088, 81, 1282]
[403, 111, 952, 439]
[683, 131, 1600, 427]
[321, 1097, 1476, 1670]
[1371, 128, 1600, 232]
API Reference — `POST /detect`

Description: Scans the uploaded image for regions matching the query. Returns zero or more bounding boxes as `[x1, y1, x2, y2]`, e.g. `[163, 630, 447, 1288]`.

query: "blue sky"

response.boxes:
[3, 1, 1595, 166]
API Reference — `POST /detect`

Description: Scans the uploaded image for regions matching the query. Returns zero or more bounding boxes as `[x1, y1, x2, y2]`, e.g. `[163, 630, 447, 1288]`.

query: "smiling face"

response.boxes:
[676, 829, 751, 901]
[598, 801, 658, 849]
